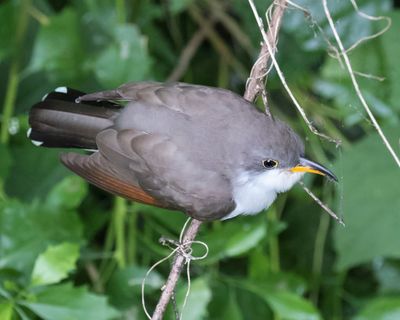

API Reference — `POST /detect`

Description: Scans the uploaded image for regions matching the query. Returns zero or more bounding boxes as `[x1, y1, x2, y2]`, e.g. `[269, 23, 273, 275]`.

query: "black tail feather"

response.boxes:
[28, 87, 122, 149]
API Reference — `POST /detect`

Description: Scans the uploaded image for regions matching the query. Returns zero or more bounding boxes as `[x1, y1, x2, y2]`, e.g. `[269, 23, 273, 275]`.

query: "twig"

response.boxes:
[343, 0, 391, 55]
[150, 219, 203, 320]
[299, 181, 344, 226]
[188, 5, 249, 79]
[85, 262, 104, 293]
[205, 0, 254, 55]
[167, 17, 217, 82]
[246, 0, 340, 144]
[244, 0, 287, 103]
[0, 0, 30, 144]
[322, 0, 400, 167]
[148, 3, 294, 318]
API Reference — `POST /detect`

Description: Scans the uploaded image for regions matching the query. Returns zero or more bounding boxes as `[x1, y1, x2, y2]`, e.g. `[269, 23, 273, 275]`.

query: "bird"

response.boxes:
[28, 82, 337, 221]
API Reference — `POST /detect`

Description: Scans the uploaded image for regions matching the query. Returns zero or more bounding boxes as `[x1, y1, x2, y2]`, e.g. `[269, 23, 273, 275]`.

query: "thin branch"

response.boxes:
[205, 0, 255, 55]
[147, 3, 297, 318]
[85, 262, 104, 293]
[246, 0, 340, 144]
[322, 0, 400, 167]
[299, 181, 344, 226]
[188, 5, 249, 79]
[150, 219, 203, 320]
[167, 17, 216, 82]
[244, 0, 287, 103]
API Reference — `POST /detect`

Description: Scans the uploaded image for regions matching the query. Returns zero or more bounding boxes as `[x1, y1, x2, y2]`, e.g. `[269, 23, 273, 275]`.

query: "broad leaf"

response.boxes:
[198, 215, 267, 264]
[28, 8, 86, 83]
[353, 296, 400, 320]
[93, 24, 151, 88]
[264, 291, 320, 320]
[373, 260, 400, 294]
[236, 278, 320, 320]
[282, 0, 391, 51]
[23, 283, 119, 320]
[0, 301, 14, 320]
[176, 278, 211, 320]
[5, 146, 69, 201]
[107, 265, 163, 309]
[31, 242, 80, 286]
[45, 176, 88, 210]
[334, 126, 400, 270]
[381, 11, 400, 111]
[0, 199, 83, 274]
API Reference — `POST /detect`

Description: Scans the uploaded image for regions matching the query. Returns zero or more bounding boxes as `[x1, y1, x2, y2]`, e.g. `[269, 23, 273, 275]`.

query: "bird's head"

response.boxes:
[244, 118, 337, 195]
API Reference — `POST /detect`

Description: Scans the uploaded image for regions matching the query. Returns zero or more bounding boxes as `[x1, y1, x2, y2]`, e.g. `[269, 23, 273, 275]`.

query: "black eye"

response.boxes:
[263, 159, 279, 169]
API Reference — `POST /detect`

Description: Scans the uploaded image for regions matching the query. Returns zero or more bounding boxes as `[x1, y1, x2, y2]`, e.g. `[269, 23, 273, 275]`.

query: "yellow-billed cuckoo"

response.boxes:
[28, 82, 337, 221]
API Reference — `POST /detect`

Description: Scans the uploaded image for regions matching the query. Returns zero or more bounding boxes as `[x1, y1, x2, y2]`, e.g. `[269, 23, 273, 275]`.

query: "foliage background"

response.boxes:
[1, 0, 400, 319]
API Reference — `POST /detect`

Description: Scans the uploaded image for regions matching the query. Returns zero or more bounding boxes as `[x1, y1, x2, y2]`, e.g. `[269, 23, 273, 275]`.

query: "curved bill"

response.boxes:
[290, 157, 338, 182]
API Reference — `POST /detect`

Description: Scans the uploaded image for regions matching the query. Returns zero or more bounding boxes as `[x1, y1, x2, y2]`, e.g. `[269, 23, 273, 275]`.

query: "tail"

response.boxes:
[28, 87, 122, 150]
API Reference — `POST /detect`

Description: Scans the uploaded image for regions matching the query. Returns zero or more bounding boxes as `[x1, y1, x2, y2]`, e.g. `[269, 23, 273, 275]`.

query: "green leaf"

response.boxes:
[176, 278, 212, 319]
[5, 146, 69, 201]
[31, 242, 80, 286]
[381, 11, 400, 111]
[353, 296, 400, 320]
[46, 176, 88, 210]
[282, 0, 391, 51]
[28, 8, 86, 83]
[0, 301, 14, 320]
[236, 279, 319, 320]
[263, 291, 320, 320]
[107, 265, 163, 309]
[334, 125, 400, 270]
[314, 40, 395, 126]
[136, 203, 186, 234]
[374, 261, 400, 294]
[93, 24, 151, 88]
[198, 215, 267, 264]
[169, 0, 194, 14]
[23, 283, 119, 320]
[218, 291, 243, 320]
[0, 199, 83, 274]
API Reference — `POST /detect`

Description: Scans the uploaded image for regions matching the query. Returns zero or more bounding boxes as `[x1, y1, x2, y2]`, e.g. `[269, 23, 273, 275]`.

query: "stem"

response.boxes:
[127, 204, 138, 265]
[148, 2, 287, 318]
[167, 20, 214, 82]
[311, 212, 330, 304]
[188, 5, 248, 80]
[323, 0, 400, 167]
[1, 0, 30, 144]
[28, 5, 50, 25]
[151, 219, 202, 320]
[332, 271, 346, 320]
[114, 197, 127, 268]
[267, 207, 280, 273]
[116, 0, 125, 24]
[99, 210, 116, 276]
[244, 0, 287, 102]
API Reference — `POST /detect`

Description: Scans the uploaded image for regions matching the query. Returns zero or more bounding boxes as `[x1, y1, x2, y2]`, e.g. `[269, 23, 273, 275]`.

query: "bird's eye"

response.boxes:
[263, 159, 279, 169]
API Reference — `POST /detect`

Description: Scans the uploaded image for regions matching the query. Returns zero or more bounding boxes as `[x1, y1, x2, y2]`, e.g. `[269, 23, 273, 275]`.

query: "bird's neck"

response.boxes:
[223, 169, 304, 220]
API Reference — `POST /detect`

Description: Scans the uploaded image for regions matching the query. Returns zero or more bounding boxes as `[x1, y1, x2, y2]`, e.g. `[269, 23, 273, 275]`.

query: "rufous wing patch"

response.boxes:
[60, 153, 164, 207]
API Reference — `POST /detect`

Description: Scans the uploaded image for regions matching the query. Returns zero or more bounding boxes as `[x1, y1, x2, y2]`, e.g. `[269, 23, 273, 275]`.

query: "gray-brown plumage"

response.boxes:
[28, 82, 335, 221]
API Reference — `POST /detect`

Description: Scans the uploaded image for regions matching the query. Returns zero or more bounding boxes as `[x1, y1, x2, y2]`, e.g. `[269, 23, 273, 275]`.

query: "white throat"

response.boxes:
[223, 169, 304, 220]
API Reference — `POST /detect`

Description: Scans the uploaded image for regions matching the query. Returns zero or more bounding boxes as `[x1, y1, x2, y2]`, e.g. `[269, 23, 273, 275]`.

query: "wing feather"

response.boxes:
[60, 152, 164, 207]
